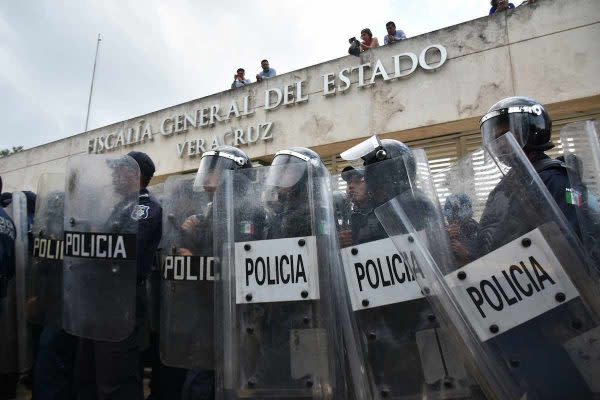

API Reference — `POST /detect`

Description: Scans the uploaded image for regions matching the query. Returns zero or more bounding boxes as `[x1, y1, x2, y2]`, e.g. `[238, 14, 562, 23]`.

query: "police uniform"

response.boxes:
[76, 154, 163, 400]
[534, 157, 580, 234]
[0, 205, 16, 295]
[181, 146, 259, 400]
[240, 148, 327, 391]
[353, 190, 445, 395]
[0, 204, 17, 400]
[339, 137, 479, 398]
[476, 97, 594, 399]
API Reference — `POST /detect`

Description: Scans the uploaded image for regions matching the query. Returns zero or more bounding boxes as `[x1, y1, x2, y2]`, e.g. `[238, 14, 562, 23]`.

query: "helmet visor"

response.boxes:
[193, 152, 239, 192]
[340, 136, 383, 161]
[481, 112, 530, 148]
[264, 154, 308, 188]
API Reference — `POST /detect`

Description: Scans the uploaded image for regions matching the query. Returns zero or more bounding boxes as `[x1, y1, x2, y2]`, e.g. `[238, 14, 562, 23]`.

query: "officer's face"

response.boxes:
[202, 173, 220, 196]
[112, 168, 139, 195]
[482, 115, 512, 145]
[491, 117, 511, 140]
[347, 176, 367, 204]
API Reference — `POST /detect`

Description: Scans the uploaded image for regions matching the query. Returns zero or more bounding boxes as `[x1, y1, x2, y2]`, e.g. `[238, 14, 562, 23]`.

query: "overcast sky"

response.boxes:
[0, 0, 488, 150]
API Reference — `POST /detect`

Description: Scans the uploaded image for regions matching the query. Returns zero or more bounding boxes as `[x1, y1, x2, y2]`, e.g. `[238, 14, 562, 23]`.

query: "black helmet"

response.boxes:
[266, 147, 324, 188]
[480, 96, 553, 151]
[443, 193, 473, 223]
[341, 136, 416, 202]
[340, 166, 364, 183]
[193, 146, 251, 192]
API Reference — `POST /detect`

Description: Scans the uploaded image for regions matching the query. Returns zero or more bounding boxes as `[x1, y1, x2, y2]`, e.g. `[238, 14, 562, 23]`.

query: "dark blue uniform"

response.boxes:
[136, 189, 163, 282]
[76, 188, 162, 400]
[533, 157, 580, 235]
[0, 206, 16, 290]
[0, 206, 17, 400]
[476, 154, 592, 400]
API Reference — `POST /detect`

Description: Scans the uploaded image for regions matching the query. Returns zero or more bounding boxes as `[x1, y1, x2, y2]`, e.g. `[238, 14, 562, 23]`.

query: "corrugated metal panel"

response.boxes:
[324, 113, 600, 200]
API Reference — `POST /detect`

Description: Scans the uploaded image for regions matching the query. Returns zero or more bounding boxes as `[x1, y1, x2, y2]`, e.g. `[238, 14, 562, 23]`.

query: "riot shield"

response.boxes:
[376, 133, 600, 400]
[147, 182, 164, 335]
[560, 120, 600, 265]
[26, 173, 65, 328]
[6, 192, 34, 372]
[213, 162, 343, 399]
[63, 154, 140, 342]
[159, 175, 216, 369]
[335, 148, 483, 399]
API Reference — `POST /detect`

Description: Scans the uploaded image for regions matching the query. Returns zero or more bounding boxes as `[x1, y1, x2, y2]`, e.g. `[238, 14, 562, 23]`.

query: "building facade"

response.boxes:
[1, 0, 599, 191]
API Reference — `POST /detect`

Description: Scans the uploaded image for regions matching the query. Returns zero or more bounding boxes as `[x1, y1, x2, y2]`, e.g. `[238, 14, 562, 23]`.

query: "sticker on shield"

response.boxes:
[234, 236, 320, 304]
[341, 234, 425, 311]
[445, 227, 580, 342]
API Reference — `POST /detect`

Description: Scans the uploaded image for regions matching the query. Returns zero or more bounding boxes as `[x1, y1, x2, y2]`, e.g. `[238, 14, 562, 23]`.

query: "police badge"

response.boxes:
[131, 204, 150, 220]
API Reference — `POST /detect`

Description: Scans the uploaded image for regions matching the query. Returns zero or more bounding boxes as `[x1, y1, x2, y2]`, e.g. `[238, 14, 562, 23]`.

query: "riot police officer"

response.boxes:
[0, 176, 18, 400]
[337, 167, 368, 247]
[0, 176, 15, 306]
[339, 136, 481, 399]
[341, 137, 441, 243]
[263, 148, 323, 239]
[164, 145, 257, 400]
[443, 194, 479, 264]
[479, 96, 579, 247]
[75, 151, 162, 400]
[472, 97, 596, 398]
[215, 146, 345, 399]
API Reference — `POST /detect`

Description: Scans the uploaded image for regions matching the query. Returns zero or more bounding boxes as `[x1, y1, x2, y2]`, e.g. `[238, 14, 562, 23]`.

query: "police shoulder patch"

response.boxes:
[131, 204, 150, 220]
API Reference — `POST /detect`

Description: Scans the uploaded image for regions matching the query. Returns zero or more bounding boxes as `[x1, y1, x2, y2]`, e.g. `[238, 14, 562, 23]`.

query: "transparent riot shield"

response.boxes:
[376, 133, 600, 400]
[26, 173, 65, 328]
[147, 182, 164, 335]
[6, 192, 34, 372]
[213, 162, 344, 399]
[560, 120, 600, 266]
[159, 175, 216, 369]
[335, 149, 483, 399]
[63, 154, 140, 342]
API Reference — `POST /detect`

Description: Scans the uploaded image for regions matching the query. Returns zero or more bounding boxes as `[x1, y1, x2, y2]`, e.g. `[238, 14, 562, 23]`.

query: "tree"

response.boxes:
[0, 146, 24, 158]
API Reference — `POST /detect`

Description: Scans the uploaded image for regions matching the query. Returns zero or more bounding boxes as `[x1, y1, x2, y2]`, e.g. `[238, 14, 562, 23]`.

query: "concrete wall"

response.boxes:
[1, 0, 599, 191]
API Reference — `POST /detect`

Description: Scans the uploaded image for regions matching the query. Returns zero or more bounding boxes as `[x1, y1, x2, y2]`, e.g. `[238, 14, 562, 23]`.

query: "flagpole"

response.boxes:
[84, 33, 101, 132]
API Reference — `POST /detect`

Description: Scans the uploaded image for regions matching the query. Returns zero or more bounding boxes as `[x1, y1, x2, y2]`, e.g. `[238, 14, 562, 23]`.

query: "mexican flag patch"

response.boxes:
[240, 221, 255, 235]
[565, 188, 583, 207]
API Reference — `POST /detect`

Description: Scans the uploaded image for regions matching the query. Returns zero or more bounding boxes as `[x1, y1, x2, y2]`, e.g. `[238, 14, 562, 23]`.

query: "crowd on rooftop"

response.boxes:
[229, 0, 538, 90]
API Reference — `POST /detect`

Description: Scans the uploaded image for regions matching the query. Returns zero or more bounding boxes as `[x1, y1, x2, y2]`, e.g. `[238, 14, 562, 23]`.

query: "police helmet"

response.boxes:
[480, 96, 553, 151]
[266, 147, 324, 188]
[443, 193, 474, 223]
[193, 146, 251, 192]
[341, 136, 416, 200]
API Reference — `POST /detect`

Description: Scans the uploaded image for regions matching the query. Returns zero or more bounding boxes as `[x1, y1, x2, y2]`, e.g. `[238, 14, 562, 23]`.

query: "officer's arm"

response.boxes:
[137, 199, 163, 280]
[139, 202, 162, 250]
[542, 171, 581, 238]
